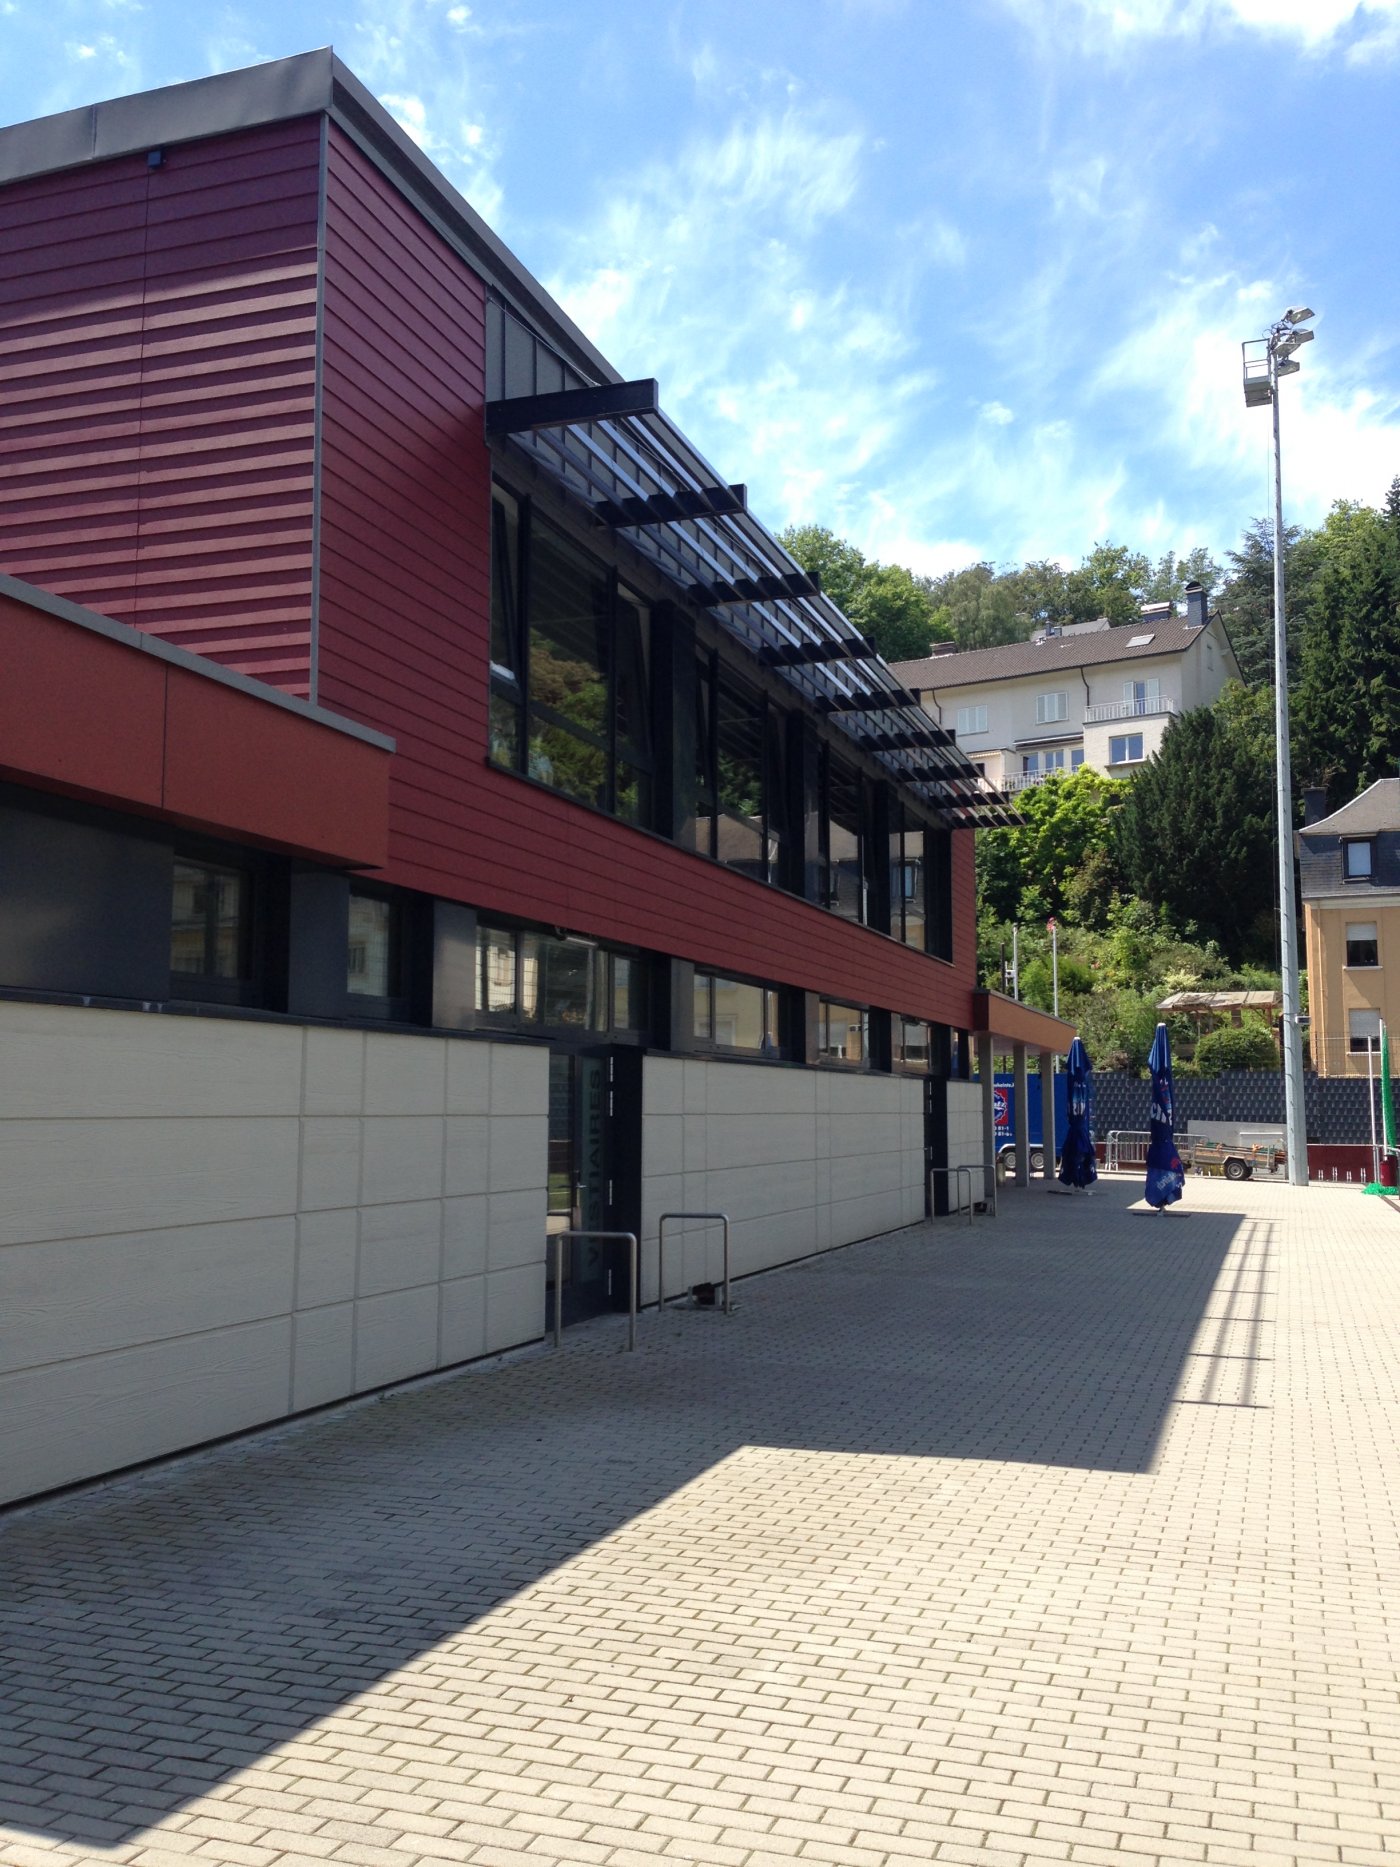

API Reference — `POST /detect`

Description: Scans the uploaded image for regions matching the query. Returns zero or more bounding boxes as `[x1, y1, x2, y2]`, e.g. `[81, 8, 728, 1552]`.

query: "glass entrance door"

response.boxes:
[546, 1048, 619, 1327]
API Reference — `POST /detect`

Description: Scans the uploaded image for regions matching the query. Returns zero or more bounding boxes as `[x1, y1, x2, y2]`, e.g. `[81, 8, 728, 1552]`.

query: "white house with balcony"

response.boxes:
[889, 585, 1241, 794]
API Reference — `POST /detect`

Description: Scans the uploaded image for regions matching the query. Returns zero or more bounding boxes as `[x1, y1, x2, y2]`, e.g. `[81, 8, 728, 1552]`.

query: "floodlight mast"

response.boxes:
[1240, 308, 1315, 1187]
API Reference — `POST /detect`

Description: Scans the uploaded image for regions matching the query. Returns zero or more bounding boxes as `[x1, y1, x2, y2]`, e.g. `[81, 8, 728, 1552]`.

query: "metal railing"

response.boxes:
[1083, 697, 1179, 724]
[656, 1211, 732, 1315]
[1105, 1130, 1201, 1173]
[928, 1165, 974, 1224]
[550, 1230, 639, 1351]
[928, 1160, 998, 1221]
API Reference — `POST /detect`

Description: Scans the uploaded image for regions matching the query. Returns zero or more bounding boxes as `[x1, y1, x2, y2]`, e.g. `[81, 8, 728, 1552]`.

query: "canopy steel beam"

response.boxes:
[486, 378, 660, 436]
[595, 484, 747, 527]
[689, 570, 821, 606]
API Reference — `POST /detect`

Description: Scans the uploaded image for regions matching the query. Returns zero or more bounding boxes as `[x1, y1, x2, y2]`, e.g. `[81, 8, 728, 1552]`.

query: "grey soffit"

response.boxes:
[488, 387, 1017, 829]
[1297, 779, 1400, 838]
[890, 617, 1206, 691]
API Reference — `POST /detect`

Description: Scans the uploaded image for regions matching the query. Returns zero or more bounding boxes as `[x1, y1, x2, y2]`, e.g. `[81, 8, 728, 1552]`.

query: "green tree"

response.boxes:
[780, 526, 949, 662]
[1213, 516, 1318, 688]
[848, 561, 950, 662]
[1142, 546, 1223, 607]
[1294, 490, 1400, 809]
[777, 524, 867, 614]
[975, 769, 1127, 928]
[1114, 700, 1276, 962]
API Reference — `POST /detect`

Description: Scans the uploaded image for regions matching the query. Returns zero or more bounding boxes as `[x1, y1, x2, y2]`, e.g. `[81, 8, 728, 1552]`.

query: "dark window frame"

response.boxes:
[692, 649, 789, 887]
[692, 968, 786, 1058]
[475, 920, 647, 1041]
[1344, 839, 1375, 882]
[169, 850, 259, 1007]
[818, 997, 871, 1069]
[489, 485, 655, 828]
[345, 883, 411, 1022]
[818, 746, 868, 925]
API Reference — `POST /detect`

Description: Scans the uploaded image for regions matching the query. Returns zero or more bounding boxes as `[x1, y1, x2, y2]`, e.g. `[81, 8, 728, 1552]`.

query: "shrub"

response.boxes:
[1193, 1021, 1279, 1076]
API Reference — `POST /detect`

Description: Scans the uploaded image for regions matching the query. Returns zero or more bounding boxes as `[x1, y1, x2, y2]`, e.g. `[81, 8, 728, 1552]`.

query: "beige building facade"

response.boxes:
[1299, 780, 1400, 1078]
[891, 590, 1240, 795]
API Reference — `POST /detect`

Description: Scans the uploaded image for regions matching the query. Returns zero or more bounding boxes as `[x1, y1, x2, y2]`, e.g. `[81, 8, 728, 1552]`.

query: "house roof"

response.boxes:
[889, 616, 1210, 692]
[1297, 778, 1400, 838]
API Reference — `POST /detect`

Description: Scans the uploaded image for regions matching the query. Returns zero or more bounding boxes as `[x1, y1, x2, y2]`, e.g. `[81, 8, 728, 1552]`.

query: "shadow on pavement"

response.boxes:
[1, 1177, 1262, 1848]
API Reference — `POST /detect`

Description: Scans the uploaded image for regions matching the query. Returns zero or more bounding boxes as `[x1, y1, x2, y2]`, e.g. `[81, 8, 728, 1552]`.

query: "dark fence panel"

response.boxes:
[1092, 1069, 1381, 1145]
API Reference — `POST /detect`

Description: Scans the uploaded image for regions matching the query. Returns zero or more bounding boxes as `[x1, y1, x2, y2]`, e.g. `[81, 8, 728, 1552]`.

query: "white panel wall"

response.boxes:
[639, 1058, 925, 1304]
[0, 1003, 549, 1503]
[946, 1079, 985, 1212]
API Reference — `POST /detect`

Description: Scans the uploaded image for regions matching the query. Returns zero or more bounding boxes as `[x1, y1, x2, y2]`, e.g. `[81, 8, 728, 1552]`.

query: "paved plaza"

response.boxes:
[3, 1175, 1400, 1867]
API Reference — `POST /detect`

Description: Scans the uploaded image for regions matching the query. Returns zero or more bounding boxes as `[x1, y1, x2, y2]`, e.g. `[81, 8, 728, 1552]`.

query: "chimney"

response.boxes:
[1184, 581, 1208, 630]
[929, 639, 959, 657]
[1303, 786, 1329, 827]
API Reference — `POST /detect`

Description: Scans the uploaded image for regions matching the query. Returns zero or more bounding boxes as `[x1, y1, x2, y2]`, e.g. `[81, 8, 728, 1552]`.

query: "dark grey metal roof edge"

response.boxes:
[0, 47, 338, 181]
[0, 572, 396, 752]
[0, 48, 619, 392]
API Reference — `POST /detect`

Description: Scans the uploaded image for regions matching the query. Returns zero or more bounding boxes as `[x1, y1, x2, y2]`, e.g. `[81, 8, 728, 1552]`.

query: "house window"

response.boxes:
[1035, 691, 1067, 725]
[1349, 1008, 1382, 1053]
[489, 491, 654, 826]
[819, 999, 869, 1066]
[693, 655, 787, 885]
[956, 704, 988, 736]
[1109, 733, 1145, 764]
[818, 749, 867, 923]
[1024, 749, 1065, 775]
[888, 801, 926, 950]
[1071, 747, 1085, 769]
[1123, 677, 1160, 713]
[1346, 923, 1379, 968]
[347, 891, 400, 1000]
[1345, 840, 1374, 880]
[171, 859, 249, 989]
[693, 972, 781, 1054]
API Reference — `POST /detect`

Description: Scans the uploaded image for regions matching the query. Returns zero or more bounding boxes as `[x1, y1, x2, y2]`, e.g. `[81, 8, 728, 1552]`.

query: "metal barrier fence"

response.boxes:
[656, 1211, 732, 1315]
[550, 1230, 639, 1352]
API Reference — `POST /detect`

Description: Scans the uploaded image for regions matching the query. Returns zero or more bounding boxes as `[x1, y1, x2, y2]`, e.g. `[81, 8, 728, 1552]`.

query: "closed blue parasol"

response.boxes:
[1145, 1021, 1185, 1210]
[1058, 1036, 1098, 1189]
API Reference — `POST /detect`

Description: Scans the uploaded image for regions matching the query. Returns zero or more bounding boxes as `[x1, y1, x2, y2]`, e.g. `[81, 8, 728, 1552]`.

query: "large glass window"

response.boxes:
[171, 859, 248, 983]
[694, 971, 782, 1054]
[888, 803, 926, 950]
[693, 654, 787, 885]
[489, 491, 653, 826]
[347, 892, 400, 999]
[819, 1000, 869, 1066]
[477, 924, 643, 1036]
[819, 751, 866, 923]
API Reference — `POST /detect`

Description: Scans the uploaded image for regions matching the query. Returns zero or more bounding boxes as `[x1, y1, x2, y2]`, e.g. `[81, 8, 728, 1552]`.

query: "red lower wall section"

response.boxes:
[0, 590, 390, 868]
[314, 125, 976, 1029]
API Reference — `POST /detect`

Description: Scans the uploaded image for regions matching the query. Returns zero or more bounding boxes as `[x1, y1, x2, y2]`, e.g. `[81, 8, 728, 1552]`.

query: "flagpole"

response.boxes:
[1368, 1032, 1378, 1185]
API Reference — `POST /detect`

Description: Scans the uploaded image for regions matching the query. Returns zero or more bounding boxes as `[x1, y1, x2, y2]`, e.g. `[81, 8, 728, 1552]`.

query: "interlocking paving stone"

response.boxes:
[4, 1176, 1400, 1865]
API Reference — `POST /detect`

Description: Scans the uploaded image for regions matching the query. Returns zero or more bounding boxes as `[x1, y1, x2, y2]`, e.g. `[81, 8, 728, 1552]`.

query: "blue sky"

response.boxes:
[4, 0, 1398, 582]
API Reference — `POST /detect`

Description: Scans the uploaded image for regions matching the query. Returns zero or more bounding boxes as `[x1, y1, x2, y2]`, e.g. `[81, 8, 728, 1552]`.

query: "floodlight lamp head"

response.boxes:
[1284, 305, 1315, 325]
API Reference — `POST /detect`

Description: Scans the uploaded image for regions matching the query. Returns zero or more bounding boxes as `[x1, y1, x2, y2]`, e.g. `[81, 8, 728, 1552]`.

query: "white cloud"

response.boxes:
[999, 0, 1400, 57]
[546, 104, 970, 548]
[980, 402, 1016, 425]
[347, 0, 504, 224]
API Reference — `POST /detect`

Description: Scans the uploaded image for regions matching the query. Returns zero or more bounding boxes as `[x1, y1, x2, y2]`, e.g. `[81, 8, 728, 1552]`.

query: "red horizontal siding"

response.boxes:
[0, 121, 321, 696]
[315, 126, 977, 1029]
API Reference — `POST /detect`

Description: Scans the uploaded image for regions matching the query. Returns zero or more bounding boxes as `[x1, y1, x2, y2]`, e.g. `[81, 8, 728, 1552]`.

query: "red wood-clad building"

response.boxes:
[0, 53, 1067, 1502]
